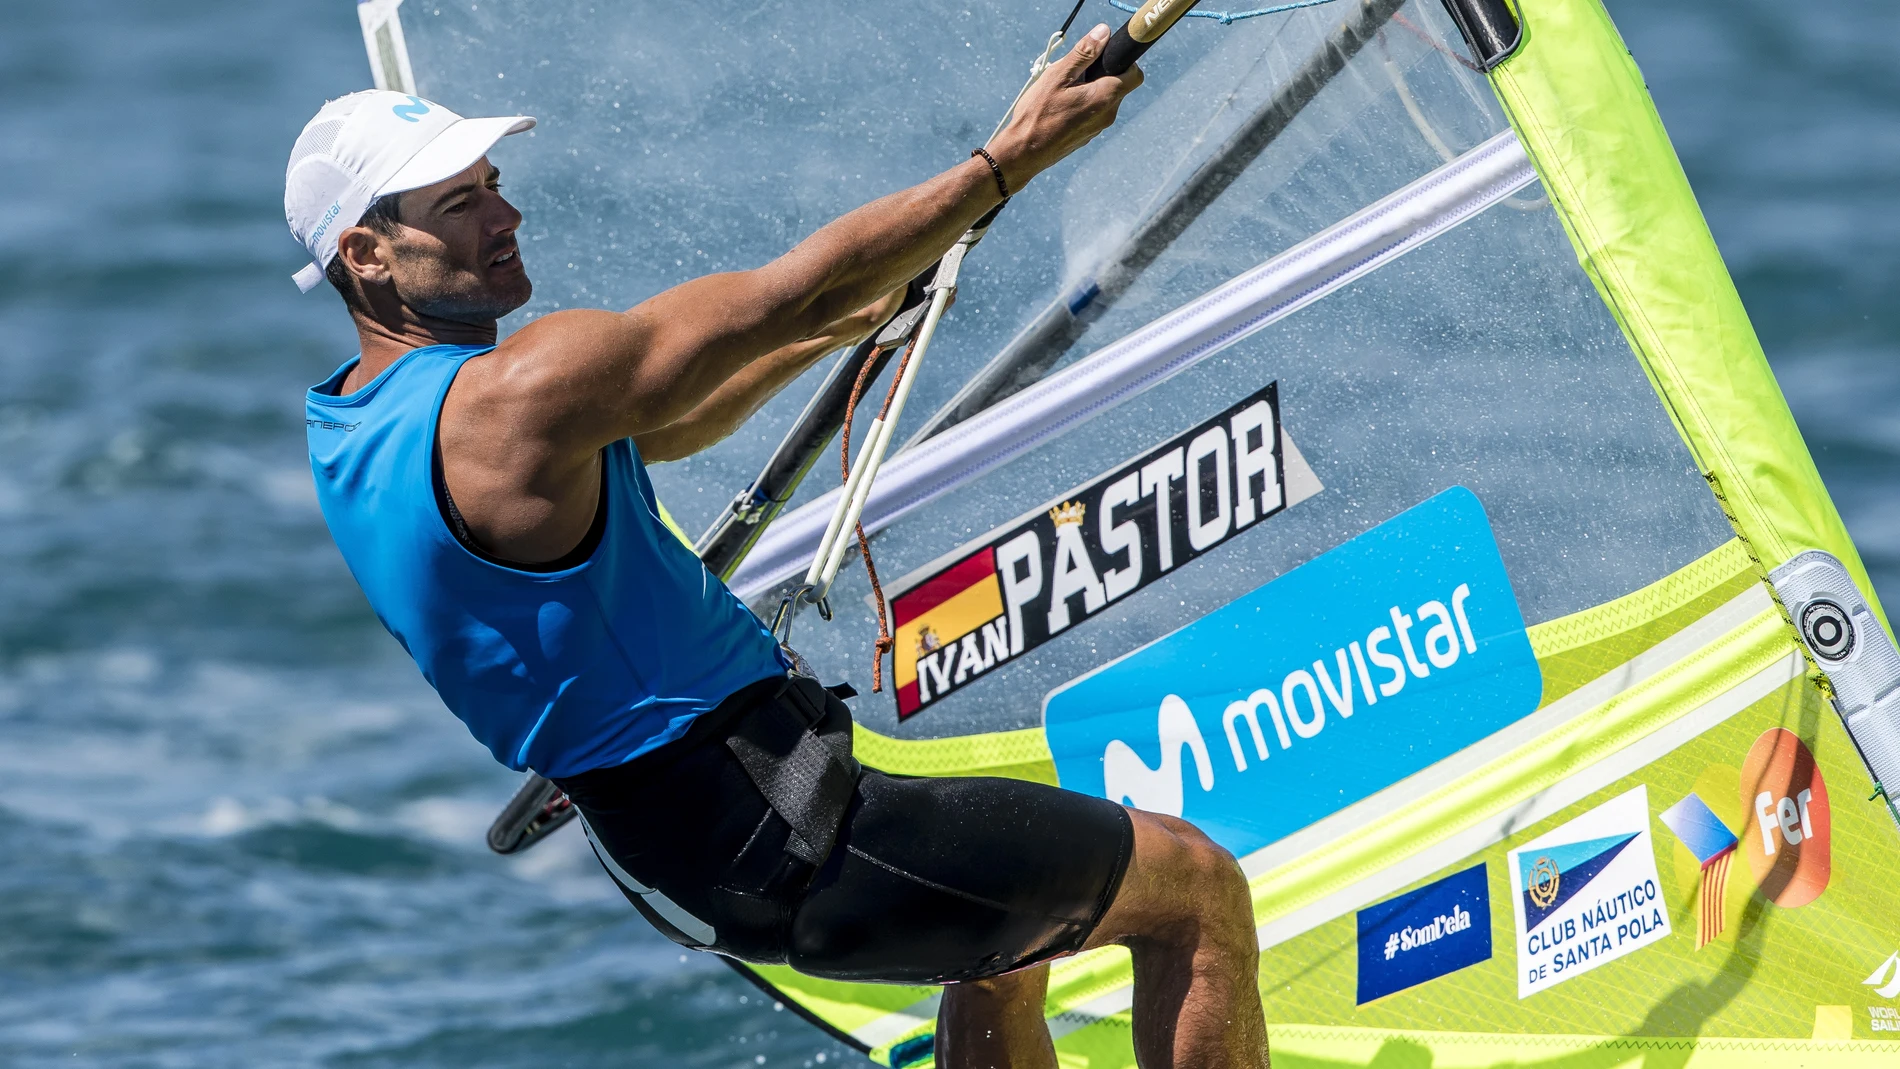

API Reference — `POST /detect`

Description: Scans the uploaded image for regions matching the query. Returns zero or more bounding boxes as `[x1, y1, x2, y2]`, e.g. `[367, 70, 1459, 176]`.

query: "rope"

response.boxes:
[838, 348, 884, 486]
[1106, 0, 1341, 26]
[990, 2, 1086, 143]
[837, 337, 919, 693]
[830, 2, 1079, 687]
[1390, 11, 1484, 73]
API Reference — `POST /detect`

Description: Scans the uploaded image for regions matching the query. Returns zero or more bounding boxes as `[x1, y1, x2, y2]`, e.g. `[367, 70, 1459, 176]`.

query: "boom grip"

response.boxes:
[1082, 24, 1148, 81]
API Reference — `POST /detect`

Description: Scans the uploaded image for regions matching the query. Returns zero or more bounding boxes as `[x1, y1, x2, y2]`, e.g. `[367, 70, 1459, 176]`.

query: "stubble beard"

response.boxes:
[400, 260, 533, 326]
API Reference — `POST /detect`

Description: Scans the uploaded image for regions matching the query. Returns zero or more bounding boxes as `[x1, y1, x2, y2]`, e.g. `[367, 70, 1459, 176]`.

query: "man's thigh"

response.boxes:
[558, 683, 1133, 985]
[788, 768, 1133, 984]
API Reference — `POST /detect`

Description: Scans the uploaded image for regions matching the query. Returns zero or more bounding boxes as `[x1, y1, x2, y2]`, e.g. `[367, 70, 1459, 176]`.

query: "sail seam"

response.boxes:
[1524, 539, 1753, 658]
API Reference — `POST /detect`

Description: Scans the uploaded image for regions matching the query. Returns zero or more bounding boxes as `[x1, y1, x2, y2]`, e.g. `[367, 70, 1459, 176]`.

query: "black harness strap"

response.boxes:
[724, 676, 862, 867]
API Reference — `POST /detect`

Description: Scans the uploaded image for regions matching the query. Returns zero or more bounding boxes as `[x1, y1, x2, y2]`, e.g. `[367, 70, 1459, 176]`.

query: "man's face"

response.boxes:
[380, 157, 531, 323]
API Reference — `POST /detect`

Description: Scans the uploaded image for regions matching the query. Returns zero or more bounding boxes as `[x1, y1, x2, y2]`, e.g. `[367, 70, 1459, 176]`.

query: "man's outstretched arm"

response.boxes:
[496, 26, 1140, 460]
[631, 288, 904, 462]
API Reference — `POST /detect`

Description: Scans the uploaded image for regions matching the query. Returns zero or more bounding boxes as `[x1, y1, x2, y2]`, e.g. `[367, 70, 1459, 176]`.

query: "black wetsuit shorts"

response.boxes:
[554, 675, 1133, 985]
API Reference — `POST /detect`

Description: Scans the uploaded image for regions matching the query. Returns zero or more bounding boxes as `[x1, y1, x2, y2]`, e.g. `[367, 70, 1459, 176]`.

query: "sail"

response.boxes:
[392, 0, 1900, 1064]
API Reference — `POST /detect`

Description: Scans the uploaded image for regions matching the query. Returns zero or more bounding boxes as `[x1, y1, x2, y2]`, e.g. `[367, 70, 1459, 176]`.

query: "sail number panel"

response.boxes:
[885, 382, 1321, 720]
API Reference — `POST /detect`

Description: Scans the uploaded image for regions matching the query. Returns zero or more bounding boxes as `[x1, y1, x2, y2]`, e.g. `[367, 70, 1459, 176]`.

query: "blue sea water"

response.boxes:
[0, 1, 1892, 1066]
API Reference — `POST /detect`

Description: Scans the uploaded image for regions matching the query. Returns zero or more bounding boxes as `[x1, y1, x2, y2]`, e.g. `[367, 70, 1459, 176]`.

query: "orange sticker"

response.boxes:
[1737, 728, 1830, 907]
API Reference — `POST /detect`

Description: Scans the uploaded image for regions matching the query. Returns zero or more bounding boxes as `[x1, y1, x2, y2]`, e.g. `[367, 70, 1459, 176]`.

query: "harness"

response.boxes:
[574, 672, 862, 952]
[723, 675, 863, 868]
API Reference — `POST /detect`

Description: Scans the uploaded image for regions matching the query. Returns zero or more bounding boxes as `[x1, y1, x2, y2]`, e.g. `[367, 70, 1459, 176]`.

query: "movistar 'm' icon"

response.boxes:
[1102, 695, 1214, 817]
[392, 95, 431, 123]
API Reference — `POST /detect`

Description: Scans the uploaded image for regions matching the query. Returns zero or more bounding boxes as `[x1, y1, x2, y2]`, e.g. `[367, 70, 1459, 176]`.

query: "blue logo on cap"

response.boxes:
[392, 95, 431, 123]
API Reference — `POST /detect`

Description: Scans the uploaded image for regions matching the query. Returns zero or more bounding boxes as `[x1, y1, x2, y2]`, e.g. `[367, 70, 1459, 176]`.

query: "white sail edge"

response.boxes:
[728, 129, 1539, 602]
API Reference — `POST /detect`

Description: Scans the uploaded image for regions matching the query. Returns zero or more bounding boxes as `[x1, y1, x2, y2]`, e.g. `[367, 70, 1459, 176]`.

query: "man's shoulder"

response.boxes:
[471, 307, 651, 420]
[497, 307, 635, 356]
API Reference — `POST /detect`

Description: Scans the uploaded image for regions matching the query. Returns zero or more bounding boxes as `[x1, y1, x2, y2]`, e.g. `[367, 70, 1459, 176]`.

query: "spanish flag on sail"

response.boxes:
[891, 549, 1012, 718]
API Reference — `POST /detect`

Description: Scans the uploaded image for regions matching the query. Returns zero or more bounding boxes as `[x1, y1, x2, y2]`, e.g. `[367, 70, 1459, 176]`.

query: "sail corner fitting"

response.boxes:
[1438, 0, 1522, 70]
[1769, 550, 1900, 829]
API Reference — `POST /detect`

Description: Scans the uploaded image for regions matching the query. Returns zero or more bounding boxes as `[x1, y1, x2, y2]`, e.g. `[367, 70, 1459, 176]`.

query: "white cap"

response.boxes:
[284, 91, 535, 293]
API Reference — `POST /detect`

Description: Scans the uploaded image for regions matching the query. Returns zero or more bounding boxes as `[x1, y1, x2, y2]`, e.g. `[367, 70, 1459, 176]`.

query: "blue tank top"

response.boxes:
[306, 344, 789, 778]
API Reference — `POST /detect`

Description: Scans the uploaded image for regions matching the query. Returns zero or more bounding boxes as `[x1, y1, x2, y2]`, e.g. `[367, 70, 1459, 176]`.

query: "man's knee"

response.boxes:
[1112, 811, 1254, 940]
[946, 962, 1049, 1006]
[1160, 815, 1248, 907]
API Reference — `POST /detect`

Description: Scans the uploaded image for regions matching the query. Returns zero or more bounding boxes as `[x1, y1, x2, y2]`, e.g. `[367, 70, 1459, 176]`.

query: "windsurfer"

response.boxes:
[290, 25, 1267, 1069]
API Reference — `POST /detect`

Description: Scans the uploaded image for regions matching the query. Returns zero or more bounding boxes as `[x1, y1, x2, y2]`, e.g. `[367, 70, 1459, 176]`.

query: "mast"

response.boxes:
[356, 0, 419, 95]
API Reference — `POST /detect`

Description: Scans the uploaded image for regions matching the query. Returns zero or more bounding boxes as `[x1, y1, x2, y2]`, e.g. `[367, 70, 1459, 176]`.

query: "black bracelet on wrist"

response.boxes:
[971, 147, 1011, 200]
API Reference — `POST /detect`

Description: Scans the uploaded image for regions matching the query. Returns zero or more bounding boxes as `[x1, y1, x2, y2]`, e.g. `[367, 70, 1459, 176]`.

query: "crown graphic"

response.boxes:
[915, 626, 942, 656]
[1049, 500, 1086, 527]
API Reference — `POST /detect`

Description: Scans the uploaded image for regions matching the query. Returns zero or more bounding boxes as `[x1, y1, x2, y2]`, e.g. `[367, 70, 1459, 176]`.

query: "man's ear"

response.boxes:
[336, 225, 395, 288]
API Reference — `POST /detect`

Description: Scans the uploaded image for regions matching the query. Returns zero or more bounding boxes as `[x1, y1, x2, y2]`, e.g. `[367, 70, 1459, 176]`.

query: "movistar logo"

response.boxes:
[309, 200, 344, 246]
[1097, 580, 1481, 817]
[392, 95, 431, 123]
[1102, 695, 1213, 817]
